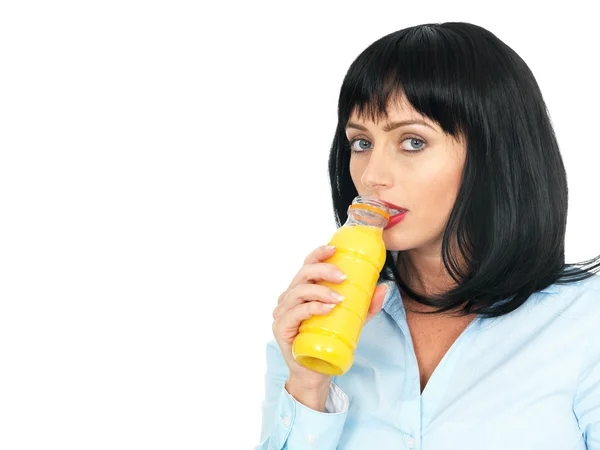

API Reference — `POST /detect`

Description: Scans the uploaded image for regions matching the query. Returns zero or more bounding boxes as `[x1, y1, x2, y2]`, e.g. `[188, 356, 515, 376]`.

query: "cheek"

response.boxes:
[418, 164, 463, 220]
[349, 158, 364, 190]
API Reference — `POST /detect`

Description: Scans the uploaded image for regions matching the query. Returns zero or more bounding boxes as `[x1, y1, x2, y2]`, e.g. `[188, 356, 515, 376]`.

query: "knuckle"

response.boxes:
[300, 264, 312, 275]
[304, 250, 318, 264]
[304, 245, 325, 265]
[285, 285, 298, 301]
[309, 302, 322, 314]
[278, 290, 288, 305]
[272, 318, 284, 336]
[294, 266, 306, 281]
[317, 262, 335, 275]
[312, 285, 329, 300]
[296, 285, 315, 302]
[326, 262, 340, 272]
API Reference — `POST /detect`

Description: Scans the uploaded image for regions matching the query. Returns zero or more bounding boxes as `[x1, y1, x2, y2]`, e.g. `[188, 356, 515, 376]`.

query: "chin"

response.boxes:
[382, 232, 415, 252]
[383, 227, 441, 253]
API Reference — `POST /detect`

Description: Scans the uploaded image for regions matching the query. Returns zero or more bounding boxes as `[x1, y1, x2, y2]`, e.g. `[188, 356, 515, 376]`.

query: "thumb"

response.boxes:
[365, 283, 387, 323]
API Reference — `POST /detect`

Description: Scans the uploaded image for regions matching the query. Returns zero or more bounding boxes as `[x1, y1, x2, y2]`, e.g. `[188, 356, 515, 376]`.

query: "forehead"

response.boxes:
[348, 96, 430, 126]
[346, 104, 440, 136]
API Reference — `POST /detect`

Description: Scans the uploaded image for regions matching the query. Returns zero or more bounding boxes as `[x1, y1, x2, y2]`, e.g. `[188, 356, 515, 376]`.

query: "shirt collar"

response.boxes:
[380, 279, 406, 324]
[379, 251, 561, 316]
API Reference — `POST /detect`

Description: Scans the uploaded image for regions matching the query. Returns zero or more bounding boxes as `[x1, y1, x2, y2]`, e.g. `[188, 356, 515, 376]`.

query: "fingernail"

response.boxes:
[337, 272, 347, 280]
[327, 303, 336, 309]
[331, 292, 345, 302]
[326, 245, 336, 251]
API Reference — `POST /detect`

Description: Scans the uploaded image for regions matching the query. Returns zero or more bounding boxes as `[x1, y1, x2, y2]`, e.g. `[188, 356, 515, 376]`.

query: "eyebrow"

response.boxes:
[346, 119, 436, 132]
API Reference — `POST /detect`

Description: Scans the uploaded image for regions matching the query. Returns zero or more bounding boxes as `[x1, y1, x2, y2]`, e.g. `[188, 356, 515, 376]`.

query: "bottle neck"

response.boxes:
[345, 207, 388, 229]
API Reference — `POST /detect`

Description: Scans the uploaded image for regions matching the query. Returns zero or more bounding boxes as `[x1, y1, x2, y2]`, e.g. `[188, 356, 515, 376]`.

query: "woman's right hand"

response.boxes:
[271, 245, 388, 407]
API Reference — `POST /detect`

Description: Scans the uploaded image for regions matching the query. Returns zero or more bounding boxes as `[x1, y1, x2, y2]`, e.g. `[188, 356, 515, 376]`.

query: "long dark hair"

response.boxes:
[328, 22, 600, 318]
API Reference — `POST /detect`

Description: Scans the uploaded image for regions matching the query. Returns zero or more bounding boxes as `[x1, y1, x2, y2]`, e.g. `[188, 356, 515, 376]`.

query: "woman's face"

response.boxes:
[347, 96, 467, 254]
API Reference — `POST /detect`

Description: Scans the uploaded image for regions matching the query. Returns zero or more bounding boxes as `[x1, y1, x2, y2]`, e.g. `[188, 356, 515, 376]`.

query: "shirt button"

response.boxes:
[306, 434, 316, 444]
[282, 416, 291, 427]
[407, 437, 415, 448]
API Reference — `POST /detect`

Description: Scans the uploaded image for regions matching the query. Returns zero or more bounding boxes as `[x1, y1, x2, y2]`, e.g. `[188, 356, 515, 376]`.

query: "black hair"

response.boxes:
[328, 22, 600, 319]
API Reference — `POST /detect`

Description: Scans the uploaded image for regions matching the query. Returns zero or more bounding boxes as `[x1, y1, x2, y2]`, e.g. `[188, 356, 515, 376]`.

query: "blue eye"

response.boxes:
[348, 139, 372, 153]
[347, 136, 426, 154]
[403, 138, 425, 151]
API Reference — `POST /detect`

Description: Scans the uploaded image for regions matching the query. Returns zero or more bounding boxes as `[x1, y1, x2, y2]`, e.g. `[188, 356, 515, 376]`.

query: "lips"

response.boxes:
[379, 200, 408, 215]
[384, 211, 407, 230]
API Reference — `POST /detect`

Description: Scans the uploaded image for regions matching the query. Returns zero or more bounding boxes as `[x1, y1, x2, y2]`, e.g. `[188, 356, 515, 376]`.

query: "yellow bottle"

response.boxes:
[292, 196, 390, 375]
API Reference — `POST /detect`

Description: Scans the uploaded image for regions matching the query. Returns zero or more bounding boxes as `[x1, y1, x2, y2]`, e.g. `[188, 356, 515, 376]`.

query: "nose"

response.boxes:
[360, 147, 394, 191]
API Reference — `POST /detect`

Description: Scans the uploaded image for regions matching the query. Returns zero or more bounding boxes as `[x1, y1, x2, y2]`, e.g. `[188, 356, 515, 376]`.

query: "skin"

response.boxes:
[347, 94, 467, 308]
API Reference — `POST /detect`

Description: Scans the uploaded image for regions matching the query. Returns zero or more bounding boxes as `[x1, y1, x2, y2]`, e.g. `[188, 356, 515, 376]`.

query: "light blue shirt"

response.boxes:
[256, 274, 600, 449]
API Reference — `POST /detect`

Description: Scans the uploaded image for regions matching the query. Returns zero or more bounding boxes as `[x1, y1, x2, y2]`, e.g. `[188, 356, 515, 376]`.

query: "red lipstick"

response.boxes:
[384, 211, 408, 229]
[378, 200, 408, 230]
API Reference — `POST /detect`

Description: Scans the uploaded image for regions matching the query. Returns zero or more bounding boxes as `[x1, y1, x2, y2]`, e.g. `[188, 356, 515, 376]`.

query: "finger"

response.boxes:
[302, 244, 337, 266]
[365, 284, 388, 323]
[288, 262, 347, 290]
[274, 300, 337, 336]
[277, 290, 286, 305]
[273, 284, 345, 319]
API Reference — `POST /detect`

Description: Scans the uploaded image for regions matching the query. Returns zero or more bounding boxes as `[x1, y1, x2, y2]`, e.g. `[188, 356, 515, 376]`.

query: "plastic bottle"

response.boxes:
[291, 195, 389, 375]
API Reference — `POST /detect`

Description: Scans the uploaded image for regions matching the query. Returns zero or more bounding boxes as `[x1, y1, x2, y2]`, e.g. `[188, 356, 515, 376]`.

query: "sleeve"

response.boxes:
[573, 317, 600, 447]
[255, 339, 349, 450]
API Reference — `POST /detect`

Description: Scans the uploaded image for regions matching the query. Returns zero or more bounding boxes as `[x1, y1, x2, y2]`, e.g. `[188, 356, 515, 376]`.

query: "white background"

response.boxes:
[0, 1, 598, 449]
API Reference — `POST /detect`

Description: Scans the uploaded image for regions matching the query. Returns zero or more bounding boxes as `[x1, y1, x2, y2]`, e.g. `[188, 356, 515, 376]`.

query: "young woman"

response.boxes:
[257, 22, 600, 449]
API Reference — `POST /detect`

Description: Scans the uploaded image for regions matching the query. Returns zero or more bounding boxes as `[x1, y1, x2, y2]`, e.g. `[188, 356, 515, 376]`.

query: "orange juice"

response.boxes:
[292, 197, 389, 375]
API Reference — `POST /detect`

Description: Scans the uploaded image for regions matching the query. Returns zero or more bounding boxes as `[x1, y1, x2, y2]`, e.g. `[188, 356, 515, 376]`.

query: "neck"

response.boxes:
[398, 249, 451, 295]
[396, 240, 468, 314]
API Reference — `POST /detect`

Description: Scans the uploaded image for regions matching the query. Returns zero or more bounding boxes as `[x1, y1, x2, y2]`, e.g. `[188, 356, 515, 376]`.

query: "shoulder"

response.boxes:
[530, 272, 600, 319]
[451, 274, 600, 365]
[488, 272, 600, 331]
[479, 273, 600, 355]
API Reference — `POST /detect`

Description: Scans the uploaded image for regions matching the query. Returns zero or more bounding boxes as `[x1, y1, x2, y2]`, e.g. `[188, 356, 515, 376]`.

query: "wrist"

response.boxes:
[285, 376, 332, 412]
[287, 373, 332, 391]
